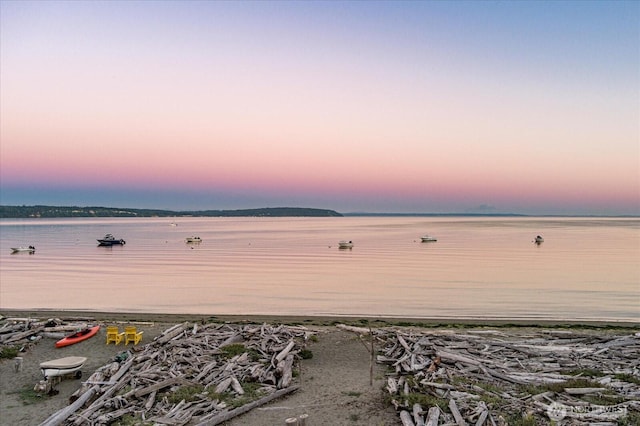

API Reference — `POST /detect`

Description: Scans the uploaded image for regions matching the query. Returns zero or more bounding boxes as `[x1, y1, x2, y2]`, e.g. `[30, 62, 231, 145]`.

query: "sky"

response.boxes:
[1, 1, 638, 215]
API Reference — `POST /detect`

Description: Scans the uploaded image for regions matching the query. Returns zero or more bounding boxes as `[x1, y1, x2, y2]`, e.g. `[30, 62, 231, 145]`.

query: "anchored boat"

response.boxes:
[97, 234, 126, 246]
[11, 245, 36, 253]
[338, 240, 354, 249]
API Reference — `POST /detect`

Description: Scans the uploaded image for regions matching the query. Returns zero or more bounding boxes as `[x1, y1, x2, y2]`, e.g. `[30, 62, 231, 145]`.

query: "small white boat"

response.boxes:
[534, 235, 544, 244]
[40, 356, 87, 379]
[338, 240, 353, 249]
[185, 236, 202, 243]
[420, 235, 437, 242]
[11, 246, 36, 253]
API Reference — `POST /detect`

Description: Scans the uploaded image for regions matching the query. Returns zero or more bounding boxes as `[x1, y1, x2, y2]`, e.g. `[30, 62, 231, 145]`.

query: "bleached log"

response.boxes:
[336, 324, 371, 334]
[448, 398, 468, 426]
[400, 410, 415, 426]
[564, 387, 607, 395]
[3, 326, 44, 343]
[39, 385, 99, 426]
[0, 324, 25, 335]
[220, 333, 244, 347]
[278, 354, 295, 388]
[155, 322, 189, 344]
[397, 334, 412, 352]
[230, 375, 244, 395]
[420, 381, 456, 390]
[145, 390, 157, 410]
[413, 403, 426, 426]
[3, 317, 41, 323]
[194, 360, 219, 381]
[43, 324, 87, 332]
[41, 332, 65, 340]
[194, 385, 299, 425]
[387, 377, 398, 394]
[214, 377, 232, 393]
[475, 409, 489, 426]
[275, 340, 296, 363]
[425, 407, 440, 426]
[436, 349, 482, 367]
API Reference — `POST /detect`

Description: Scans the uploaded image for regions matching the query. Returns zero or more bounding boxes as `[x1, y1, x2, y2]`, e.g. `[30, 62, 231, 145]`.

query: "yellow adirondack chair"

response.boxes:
[124, 326, 143, 345]
[106, 326, 124, 345]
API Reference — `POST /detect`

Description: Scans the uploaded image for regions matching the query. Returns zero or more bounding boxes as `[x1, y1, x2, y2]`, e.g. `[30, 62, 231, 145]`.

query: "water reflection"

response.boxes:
[0, 217, 638, 321]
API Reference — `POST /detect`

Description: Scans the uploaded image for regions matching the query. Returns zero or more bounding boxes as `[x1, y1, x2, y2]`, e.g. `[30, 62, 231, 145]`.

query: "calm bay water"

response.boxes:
[1, 217, 638, 322]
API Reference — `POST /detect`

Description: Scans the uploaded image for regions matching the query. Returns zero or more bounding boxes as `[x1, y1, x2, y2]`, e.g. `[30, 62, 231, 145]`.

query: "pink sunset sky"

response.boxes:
[1, 1, 638, 215]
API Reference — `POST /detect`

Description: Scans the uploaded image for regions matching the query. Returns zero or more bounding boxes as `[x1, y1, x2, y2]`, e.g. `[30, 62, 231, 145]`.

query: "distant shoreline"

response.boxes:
[0, 205, 342, 218]
[2, 309, 638, 329]
[1, 205, 638, 218]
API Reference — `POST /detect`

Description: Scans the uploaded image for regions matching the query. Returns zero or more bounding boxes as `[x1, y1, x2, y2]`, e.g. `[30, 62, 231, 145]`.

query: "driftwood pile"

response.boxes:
[0, 316, 94, 354]
[374, 328, 640, 425]
[40, 321, 314, 426]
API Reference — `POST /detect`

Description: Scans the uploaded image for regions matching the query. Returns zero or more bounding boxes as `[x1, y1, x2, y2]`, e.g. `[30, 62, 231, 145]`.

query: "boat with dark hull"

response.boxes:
[97, 234, 126, 246]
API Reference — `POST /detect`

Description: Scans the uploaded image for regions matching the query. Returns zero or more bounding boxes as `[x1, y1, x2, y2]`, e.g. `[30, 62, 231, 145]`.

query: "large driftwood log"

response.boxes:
[155, 322, 189, 345]
[400, 410, 415, 426]
[275, 340, 296, 363]
[277, 354, 295, 388]
[43, 324, 87, 332]
[193, 385, 300, 426]
[3, 326, 44, 343]
[38, 385, 99, 426]
[425, 407, 440, 426]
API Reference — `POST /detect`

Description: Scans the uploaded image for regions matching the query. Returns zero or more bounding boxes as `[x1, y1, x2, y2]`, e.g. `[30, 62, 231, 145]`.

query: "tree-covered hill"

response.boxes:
[0, 205, 343, 218]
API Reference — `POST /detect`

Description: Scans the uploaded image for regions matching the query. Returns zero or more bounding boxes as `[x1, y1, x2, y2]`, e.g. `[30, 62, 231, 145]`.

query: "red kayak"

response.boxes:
[55, 325, 100, 348]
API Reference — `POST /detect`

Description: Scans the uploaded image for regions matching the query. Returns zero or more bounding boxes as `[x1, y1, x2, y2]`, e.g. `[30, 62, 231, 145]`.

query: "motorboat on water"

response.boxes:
[420, 235, 437, 242]
[534, 235, 544, 244]
[185, 236, 202, 243]
[11, 245, 36, 253]
[97, 234, 126, 246]
[40, 356, 87, 379]
[338, 240, 353, 249]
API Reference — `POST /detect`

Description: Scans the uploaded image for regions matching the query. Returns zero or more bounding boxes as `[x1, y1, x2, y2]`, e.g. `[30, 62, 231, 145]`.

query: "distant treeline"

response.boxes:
[0, 205, 343, 218]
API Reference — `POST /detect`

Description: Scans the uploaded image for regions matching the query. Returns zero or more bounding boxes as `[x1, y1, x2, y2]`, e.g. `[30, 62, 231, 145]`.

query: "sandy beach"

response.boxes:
[1, 311, 638, 425]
